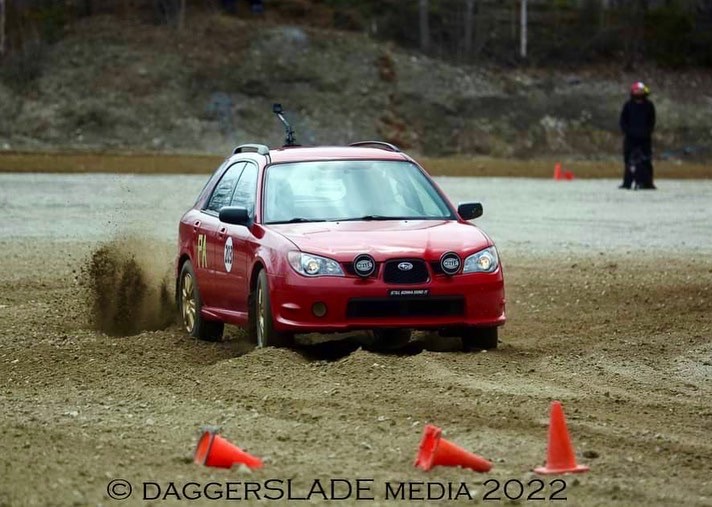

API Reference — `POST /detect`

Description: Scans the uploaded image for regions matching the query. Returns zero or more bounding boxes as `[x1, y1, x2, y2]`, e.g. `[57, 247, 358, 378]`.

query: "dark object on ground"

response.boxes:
[621, 144, 656, 190]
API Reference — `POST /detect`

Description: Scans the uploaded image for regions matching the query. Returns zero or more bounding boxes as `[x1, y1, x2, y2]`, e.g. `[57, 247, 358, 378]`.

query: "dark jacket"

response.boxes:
[619, 98, 656, 140]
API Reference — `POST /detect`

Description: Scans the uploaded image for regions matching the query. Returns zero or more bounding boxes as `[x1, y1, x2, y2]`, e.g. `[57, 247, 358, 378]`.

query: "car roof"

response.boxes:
[267, 146, 410, 164]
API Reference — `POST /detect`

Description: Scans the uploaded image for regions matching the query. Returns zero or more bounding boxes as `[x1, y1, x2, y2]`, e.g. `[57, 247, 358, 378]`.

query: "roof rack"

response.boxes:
[349, 141, 401, 152]
[232, 144, 270, 156]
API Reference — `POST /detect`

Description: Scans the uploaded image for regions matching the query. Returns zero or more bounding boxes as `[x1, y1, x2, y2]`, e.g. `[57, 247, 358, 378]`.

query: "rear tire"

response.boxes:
[178, 261, 224, 342]
[461, 326, 498, 351]
[251, 270, 294, 348]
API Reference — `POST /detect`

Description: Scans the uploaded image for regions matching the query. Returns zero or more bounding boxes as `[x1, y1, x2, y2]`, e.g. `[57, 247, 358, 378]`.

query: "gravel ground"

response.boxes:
[0, 174, 711, 506]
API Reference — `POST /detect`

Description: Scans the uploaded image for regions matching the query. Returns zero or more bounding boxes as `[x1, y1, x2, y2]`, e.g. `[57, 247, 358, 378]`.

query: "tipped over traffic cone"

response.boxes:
[414, 424, 492, 473]
[553, 162, 563, 180]
[534, 401, 589, 475]
[194, 429, 263, 469]
[563, 170, 575, 180]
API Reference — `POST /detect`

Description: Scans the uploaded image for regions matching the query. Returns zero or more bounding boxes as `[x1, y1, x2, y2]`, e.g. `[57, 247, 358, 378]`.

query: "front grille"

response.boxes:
[383, 259, 429, 284]
[346, 297, 465, 319]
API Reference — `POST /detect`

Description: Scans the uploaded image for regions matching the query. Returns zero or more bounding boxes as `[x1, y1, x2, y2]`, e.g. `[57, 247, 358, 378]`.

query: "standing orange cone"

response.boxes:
[553, 162, 563, 180]
[194, 429, 263, 469]
[534, 401, 589, 475]
[414, 424, 492, 473]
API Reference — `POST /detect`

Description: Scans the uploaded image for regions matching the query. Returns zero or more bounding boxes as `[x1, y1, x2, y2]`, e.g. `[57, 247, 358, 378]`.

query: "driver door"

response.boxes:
[201, 161, 246, 309]
[214, 162, 259, 312]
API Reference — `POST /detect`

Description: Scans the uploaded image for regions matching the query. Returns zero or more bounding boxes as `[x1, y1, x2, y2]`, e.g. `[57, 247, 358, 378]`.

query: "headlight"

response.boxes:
[288, 251, 344, 277]
[463, 246, 499, 273]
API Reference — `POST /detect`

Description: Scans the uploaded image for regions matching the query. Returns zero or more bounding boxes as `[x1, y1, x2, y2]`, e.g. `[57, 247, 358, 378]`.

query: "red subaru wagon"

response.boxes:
[176, 142, 505, 351]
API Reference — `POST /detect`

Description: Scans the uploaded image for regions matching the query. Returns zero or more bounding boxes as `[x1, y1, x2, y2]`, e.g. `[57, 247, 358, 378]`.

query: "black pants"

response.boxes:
[622, 137, 654, 189]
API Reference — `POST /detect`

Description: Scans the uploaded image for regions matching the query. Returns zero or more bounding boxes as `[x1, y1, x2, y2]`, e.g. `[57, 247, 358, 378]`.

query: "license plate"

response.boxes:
[388, 289, 430, 297]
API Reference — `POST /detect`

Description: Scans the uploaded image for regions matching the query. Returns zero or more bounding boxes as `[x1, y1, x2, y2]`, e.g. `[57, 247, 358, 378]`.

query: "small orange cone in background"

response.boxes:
[414, 424, 492, 473]
[194, 429, 263, 469]
[553, 162, 562, 180]
[554, 163, 575, 181]
[534, 401, 589, 475]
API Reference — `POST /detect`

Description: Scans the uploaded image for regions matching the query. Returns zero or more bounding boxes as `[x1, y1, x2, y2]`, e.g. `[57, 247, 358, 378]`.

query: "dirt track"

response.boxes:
[1, 175, 711, 506]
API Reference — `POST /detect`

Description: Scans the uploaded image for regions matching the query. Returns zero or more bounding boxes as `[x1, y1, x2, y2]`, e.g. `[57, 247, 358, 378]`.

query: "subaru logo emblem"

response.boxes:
[440, 252, 461, 275]
[353, 254, 376, 277]
[397, 262, 414, 271]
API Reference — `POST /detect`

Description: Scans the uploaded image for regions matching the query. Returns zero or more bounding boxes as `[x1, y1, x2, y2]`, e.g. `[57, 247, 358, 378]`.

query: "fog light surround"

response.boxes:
[312, 302, 327, 318]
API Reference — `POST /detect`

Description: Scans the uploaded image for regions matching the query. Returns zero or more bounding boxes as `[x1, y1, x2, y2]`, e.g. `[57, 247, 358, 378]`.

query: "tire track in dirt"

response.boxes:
[2, 237, 712, 506]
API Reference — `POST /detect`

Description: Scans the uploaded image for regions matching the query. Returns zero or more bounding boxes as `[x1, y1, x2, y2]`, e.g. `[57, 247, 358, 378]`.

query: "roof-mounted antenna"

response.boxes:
[273, 103, 297, 147]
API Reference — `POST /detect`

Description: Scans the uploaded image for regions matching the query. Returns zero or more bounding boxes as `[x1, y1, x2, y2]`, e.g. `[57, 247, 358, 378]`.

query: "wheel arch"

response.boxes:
[249, 259, 266, 294]
[175, 253, 192, 304]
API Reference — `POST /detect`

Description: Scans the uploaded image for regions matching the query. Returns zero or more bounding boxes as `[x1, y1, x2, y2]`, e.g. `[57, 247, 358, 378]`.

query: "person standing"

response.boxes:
[619, 82, 656, 189]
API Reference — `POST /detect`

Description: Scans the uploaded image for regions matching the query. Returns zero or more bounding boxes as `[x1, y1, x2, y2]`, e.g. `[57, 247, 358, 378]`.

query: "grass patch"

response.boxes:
[0, 151, 710, 178]
[0, 151, 223, 174]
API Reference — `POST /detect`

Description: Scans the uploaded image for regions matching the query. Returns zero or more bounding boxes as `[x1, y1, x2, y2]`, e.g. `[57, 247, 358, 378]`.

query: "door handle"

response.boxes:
[193, 220, 201, 232]
[218, 227, 227, 238]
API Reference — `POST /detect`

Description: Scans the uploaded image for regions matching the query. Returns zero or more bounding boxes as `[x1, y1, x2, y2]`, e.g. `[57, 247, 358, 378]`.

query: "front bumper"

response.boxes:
[269, 269, 505, 333]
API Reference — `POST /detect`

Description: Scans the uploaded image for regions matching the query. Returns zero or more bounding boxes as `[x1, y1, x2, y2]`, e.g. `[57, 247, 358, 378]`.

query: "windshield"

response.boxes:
[262, 160, 454, 224]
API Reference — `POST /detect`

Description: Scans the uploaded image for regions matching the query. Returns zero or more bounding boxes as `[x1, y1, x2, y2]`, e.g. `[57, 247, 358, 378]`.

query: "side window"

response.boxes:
[194, 160, 228, 207]
[230, 163, 259, 217]
[206, 162, 246, 213]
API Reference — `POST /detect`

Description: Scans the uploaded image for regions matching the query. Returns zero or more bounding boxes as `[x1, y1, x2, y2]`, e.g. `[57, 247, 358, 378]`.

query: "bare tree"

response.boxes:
[464, 0, 475, 54]
[178, 0, 186, 30]
[520, 0, 528, 59]
[0, 0, 5, 58]
[419, 0, 430, 52]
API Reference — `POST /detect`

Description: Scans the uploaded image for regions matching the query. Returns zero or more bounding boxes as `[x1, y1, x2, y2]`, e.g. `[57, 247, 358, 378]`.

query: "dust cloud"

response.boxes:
[81, 237, 176, 336]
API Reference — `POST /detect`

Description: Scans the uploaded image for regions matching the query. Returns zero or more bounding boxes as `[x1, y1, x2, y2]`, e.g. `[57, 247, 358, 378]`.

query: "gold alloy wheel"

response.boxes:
[257, 282, 266, 347]
[181, 272, 196, 333]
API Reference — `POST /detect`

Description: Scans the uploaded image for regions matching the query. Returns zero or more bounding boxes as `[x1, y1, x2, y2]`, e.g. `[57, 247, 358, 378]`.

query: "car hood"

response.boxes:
[267, 220, 492, 260]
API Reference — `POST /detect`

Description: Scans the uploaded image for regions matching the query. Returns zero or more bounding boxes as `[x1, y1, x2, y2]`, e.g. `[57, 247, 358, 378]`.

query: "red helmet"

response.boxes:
[630, 81, 650, 96]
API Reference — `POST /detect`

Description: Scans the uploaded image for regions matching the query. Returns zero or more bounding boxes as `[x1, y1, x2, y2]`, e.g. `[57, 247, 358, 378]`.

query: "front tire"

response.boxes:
[252, 270, 294, 348]
[178, 261, 224, 342]
[461, 326, 498, 351]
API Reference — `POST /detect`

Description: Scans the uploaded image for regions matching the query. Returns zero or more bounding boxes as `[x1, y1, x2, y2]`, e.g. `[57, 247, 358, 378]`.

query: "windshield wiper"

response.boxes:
[267, 217, 327, 224]
[337, 215, 413, 221]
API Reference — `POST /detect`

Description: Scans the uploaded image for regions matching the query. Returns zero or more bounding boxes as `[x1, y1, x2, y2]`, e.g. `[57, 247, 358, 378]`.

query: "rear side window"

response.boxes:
[206, 162, 246, 213]
[195, 160, 229, 207]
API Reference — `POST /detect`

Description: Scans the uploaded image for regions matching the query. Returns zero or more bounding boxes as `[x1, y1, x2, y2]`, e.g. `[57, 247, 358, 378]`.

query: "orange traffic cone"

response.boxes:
[414, 424, 492, 473]
[563, 170, 575, 180]
[534, 401, 589, 475]
[553, 162, 563, 180]
[194, 429, 263, 469]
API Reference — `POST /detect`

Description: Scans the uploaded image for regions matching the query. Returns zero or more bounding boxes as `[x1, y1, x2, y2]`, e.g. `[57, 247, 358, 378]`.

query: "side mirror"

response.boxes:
[219, 206, 250, 226]
[458, 202, 483, 220]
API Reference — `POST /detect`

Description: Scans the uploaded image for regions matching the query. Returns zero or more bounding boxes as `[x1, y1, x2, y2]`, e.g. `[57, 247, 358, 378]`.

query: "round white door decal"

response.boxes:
[224, 237, 233, 272]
